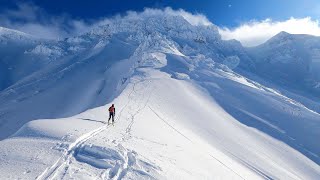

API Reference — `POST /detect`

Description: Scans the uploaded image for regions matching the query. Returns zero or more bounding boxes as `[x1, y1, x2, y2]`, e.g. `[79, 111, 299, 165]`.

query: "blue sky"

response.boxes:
[1, 0, 320, 46]
[1, 0, 319, 27]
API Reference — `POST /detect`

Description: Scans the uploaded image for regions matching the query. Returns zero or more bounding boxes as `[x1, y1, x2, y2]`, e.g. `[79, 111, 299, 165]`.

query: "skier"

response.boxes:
[108, 104, 116, 124]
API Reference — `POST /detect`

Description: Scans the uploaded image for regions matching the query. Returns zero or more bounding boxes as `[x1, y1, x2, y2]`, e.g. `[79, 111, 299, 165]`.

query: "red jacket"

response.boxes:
[109, 106, 115, 113]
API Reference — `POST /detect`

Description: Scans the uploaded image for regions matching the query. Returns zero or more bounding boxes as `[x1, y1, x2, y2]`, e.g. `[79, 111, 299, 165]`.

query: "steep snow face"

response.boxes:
[0, 27, 44, 91]
[247, 31, 320, 93]
[72, 13, 254, 71]
[0, 32, 139, 139]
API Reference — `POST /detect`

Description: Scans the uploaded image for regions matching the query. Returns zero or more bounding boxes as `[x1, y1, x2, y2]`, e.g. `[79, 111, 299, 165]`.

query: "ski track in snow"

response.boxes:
[99, 78, 156, 179]
[36, 78, 157, 180]
[39, 76, 234, 180]
[36, 124, 112, 180]
[124, 80, 153, 141]
[36, 84, 135, 180]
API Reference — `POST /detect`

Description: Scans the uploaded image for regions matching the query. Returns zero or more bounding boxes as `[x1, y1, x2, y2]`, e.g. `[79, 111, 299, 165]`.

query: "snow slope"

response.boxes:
[0, 9, 320, 179]
[0, 27, 44, 91]
[247, 31, 320, 94]
[1, 67, 319, 179]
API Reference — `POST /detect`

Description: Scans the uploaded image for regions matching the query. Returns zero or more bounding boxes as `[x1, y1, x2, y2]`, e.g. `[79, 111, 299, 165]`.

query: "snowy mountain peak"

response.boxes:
[86, 10, 221, 43]
[275, 31, 290, 37]
[266, 31, 319, 46]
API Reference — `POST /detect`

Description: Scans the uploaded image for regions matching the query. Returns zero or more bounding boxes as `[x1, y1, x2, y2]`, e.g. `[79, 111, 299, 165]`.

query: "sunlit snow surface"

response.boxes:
[0, 11, 319, 179]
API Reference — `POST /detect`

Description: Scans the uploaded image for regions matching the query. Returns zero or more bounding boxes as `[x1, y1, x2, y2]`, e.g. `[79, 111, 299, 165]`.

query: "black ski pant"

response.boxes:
[108, 112, 115, 123]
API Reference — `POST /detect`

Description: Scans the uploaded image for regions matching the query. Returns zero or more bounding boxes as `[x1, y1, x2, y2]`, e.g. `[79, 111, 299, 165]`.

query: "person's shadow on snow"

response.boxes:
[78, 118, 105, 124]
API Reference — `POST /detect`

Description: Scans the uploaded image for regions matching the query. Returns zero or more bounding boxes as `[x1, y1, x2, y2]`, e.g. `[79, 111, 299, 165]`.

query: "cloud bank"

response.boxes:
[219, 17, 320, 47]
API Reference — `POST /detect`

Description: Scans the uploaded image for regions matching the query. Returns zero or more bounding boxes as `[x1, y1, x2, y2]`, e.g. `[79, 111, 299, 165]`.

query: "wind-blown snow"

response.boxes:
[0, 9, 319, 180]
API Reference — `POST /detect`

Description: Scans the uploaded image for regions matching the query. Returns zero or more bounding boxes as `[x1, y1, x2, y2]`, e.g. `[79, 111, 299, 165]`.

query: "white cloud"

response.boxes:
[123, 7, 212, 26]
[0, 2, 94, 39]
[219, 17, 320, 47]
[164, 8, 212, 26]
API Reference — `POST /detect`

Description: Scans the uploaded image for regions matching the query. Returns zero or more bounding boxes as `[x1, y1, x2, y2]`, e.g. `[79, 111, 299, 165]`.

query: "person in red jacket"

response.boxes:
[108, 104, 116, 124]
